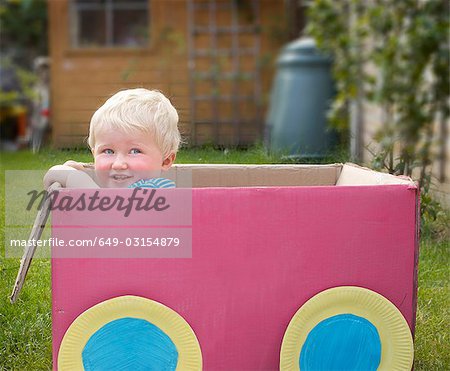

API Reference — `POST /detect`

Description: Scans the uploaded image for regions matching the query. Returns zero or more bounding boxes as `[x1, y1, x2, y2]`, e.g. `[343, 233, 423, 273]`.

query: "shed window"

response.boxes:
[70, 0, 149, 48]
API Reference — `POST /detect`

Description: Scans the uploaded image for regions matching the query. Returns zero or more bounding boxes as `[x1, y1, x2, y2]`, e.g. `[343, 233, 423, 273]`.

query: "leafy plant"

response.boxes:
[0, 0, 48, 65]
[306, 0, 449, 191]
[0, 0, 47, 110]
[0, 58, 37, 106]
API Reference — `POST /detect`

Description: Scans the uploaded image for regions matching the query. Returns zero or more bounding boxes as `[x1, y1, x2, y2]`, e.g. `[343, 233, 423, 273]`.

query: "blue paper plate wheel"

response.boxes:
[58, 295, 202, 370]
[82, 317, 178, 370]
[280, 286, 414, 371]
[299, 313, 381, 370]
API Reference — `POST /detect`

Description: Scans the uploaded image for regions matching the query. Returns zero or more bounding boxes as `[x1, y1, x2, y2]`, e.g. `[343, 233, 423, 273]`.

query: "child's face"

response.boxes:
[92, 128, 174, 188]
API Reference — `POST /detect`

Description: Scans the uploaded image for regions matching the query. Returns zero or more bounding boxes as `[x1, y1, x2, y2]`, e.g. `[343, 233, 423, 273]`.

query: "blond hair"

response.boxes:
[88, 88, 180, 158]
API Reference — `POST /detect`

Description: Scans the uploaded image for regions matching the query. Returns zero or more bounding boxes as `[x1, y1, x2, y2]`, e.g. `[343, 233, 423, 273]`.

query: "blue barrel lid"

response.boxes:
[277, 38, 331, 66]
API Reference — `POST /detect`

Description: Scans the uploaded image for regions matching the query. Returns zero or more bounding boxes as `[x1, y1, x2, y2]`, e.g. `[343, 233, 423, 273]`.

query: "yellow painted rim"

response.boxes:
[280, 286, 414, 371]
[58, 295, 202, 370]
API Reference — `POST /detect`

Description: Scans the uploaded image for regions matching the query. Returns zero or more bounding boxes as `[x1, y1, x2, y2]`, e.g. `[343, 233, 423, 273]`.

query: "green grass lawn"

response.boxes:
[1, 148, 449, 369]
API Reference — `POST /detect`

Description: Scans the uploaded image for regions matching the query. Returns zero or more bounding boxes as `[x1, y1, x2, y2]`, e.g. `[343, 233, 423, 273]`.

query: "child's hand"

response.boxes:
[64, 160, 94, 170]
[44, 165, 99, 189]
[63, 160, 96, 183]
[43, 165, 77, 189]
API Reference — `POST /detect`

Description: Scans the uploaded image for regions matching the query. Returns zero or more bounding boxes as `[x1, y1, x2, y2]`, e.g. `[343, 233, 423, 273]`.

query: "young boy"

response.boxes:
[44, 88, 180, 189]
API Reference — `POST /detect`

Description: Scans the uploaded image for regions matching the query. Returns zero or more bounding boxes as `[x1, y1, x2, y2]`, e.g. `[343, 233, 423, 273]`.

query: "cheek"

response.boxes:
[129, 156, 162, 170]
[94, 156, 111, 172]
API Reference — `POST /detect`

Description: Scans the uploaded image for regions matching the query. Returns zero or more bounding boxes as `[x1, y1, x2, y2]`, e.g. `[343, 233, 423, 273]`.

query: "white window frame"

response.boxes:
[70, 0, 150, 48]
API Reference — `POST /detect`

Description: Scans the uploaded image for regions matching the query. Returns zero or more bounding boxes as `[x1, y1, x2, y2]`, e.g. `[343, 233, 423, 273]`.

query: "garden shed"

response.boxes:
[48, 0, 287, 147]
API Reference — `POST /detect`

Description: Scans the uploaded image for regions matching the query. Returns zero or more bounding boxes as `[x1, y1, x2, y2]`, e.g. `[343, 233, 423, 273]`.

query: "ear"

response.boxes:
[161, 152, 176, 170]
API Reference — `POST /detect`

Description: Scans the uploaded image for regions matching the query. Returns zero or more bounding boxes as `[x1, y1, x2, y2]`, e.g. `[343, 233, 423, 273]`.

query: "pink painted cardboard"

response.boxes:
[51, 188, 192, 227]
[52, 185, 418, 370]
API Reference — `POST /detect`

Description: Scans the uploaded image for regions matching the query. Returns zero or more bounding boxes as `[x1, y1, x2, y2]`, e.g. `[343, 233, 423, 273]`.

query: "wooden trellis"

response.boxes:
[187, 0, 262, 146]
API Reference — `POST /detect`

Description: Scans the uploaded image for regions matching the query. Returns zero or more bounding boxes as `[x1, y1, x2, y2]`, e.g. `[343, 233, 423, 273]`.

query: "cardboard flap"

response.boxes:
[336, 163, 416, 187]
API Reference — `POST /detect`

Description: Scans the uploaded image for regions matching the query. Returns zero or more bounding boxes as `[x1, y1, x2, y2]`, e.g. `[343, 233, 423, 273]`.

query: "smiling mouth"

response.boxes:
[111, 174, 133, 181]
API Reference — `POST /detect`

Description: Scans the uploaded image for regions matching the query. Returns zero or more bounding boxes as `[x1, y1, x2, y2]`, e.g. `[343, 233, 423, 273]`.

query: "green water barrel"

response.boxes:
[266, 38, 337, 157]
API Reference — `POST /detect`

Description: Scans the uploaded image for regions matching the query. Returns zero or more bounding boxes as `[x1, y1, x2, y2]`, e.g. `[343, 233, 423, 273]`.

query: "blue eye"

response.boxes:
[130, 148, 141, 154]
[103, 149, 114, 155]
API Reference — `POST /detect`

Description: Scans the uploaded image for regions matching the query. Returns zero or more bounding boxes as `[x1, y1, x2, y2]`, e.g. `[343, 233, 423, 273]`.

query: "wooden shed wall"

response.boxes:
[48, 0, 285, 148]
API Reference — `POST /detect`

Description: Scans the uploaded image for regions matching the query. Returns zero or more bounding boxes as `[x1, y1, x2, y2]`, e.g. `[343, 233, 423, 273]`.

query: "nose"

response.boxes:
[111, 154, 128, 170]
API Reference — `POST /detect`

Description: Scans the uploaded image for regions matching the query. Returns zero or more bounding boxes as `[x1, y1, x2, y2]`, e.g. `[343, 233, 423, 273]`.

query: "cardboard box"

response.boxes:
[52, 163, 419, 370]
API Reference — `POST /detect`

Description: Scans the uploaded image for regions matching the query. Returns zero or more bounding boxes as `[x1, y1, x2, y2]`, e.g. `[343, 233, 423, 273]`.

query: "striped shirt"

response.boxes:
[128, 178, 176, 189]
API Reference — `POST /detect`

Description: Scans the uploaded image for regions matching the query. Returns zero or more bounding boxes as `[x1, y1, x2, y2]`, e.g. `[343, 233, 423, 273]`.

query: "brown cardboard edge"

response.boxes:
[170, 162, 416, 188]
[171, 163, 343, 187]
